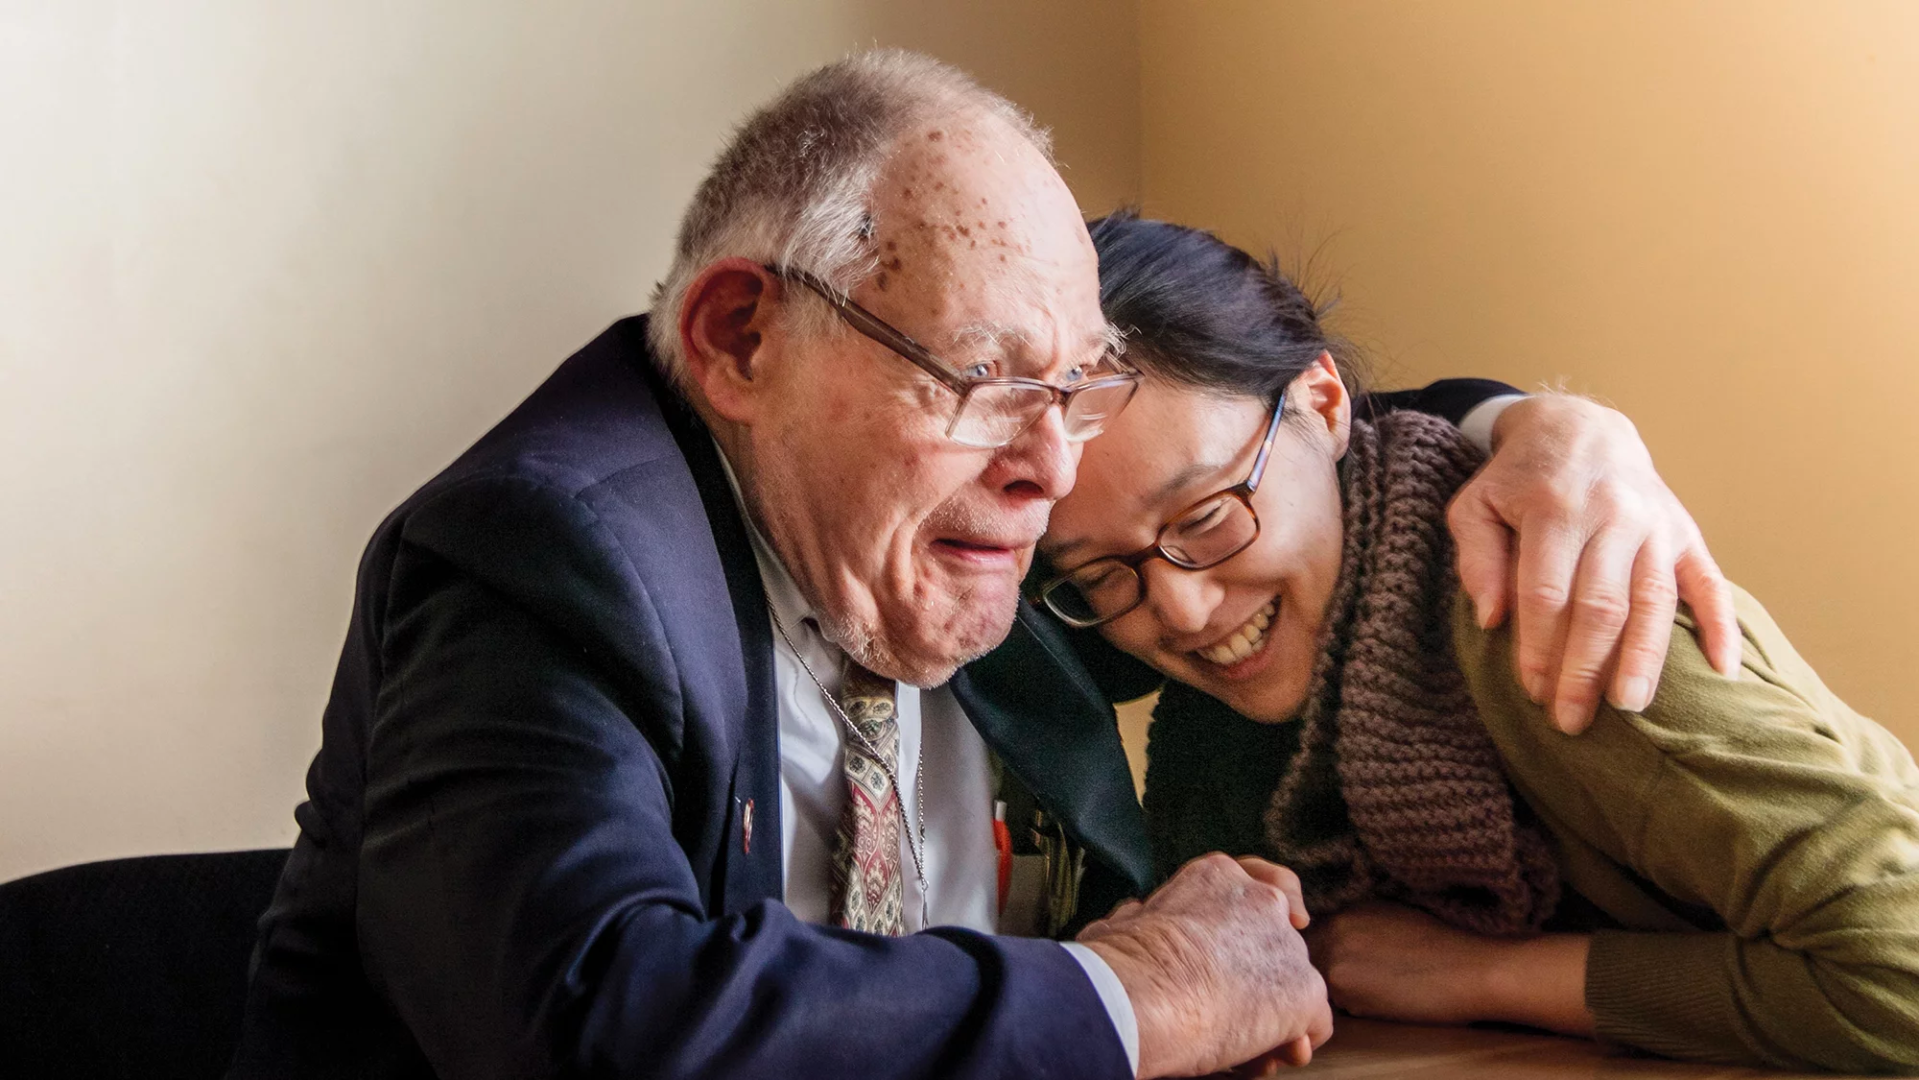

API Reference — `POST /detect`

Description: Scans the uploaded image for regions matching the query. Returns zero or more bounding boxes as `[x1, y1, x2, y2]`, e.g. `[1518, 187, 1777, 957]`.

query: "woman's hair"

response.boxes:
[1089, 210, 1361, 400]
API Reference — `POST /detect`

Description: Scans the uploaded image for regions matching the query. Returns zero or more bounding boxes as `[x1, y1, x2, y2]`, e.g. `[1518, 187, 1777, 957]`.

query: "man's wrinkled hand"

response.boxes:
[1078, 855, 1332, 1078]
[1447, 393, 1741, 735]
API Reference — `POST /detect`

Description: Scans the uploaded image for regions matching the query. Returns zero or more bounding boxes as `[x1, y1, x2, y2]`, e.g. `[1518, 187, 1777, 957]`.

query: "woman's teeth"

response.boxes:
[1197, 600, 1276, 666]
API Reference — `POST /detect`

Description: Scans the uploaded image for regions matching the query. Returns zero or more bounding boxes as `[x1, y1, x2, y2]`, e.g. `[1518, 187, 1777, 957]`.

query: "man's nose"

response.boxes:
[1139, 560, 1218, 639]
[987, 406, 1077, 503]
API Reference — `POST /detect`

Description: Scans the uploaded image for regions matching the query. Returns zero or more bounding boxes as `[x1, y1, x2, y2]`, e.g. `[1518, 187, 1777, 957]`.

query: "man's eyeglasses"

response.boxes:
[1036, 388, 1288, 629]
[767, 264, 1141, 449]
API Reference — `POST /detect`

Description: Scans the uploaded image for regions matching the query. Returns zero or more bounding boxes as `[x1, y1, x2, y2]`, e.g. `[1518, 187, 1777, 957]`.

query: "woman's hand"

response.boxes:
[1307, 902, 1595, 1037]
[1307, 903, 1497, 1025]
[1448, 393, 1742, 736]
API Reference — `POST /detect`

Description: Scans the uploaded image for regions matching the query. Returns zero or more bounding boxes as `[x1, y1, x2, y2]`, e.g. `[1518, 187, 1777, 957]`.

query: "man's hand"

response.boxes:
[1307, 902, 1595, 1038]
[1448, 394, 1741, 735]
[1077, 855, 1330, 1078]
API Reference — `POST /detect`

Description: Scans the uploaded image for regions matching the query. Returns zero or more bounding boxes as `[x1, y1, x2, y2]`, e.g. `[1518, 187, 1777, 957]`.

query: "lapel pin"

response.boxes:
[742, 798, 755, 854]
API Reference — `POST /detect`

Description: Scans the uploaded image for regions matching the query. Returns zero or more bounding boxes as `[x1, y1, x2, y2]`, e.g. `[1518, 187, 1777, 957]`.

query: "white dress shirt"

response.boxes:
[713, 446, 1139, 1072]
[1459, 393, 1528, 454]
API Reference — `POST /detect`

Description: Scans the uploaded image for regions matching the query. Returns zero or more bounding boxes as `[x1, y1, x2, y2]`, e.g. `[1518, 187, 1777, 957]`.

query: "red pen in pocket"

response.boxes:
[993, 800, 1012, 914]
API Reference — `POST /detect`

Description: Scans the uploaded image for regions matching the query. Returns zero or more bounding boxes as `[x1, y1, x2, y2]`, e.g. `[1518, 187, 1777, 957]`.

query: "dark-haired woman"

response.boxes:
[1038, 213, 1919, 1071]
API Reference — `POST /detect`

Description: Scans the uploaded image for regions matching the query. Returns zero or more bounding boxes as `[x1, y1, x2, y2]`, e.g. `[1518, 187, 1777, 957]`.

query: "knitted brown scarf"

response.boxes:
[1260, 410, 1561, 936]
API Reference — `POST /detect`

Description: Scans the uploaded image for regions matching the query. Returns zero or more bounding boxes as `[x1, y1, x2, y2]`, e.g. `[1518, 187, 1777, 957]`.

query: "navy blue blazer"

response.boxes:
[228, 317, 1512, 1079]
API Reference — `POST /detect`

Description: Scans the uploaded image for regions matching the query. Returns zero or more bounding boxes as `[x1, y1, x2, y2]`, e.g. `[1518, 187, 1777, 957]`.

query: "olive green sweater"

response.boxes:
[1143, 585, 1919, 1071]
[1453, 584, 1919, 1071]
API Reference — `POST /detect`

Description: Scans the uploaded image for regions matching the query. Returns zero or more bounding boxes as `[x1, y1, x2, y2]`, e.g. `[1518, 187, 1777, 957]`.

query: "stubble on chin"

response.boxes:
[823, 575, 1016, 689]
[748, 451, 1032, 687]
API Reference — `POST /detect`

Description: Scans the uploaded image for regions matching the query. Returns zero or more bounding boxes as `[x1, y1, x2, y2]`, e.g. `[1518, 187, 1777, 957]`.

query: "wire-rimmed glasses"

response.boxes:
[767, 264, 1141, 449]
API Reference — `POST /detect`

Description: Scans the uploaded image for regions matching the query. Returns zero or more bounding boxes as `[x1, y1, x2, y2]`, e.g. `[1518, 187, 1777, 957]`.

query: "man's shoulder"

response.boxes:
[363, 316, 738, 615]
[389, 316, 713, 525]
[424, 316, 687, 498]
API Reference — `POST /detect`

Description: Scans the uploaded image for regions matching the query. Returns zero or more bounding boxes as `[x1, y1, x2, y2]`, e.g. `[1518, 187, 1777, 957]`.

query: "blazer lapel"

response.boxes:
[685, 427, 784, 916]
[623, 320, 784, 916]
[953, 601, 1153, 900]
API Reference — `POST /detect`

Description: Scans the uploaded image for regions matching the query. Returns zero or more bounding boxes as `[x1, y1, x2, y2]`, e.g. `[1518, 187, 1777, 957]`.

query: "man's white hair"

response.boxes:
[646, 49, 1054, 390]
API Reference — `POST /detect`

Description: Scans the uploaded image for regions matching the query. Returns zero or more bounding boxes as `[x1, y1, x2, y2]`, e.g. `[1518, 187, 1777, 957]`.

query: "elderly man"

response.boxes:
[230, 51, 1736, 1080]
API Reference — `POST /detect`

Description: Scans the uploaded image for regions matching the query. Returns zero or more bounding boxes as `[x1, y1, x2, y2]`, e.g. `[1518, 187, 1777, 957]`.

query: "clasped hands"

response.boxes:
[1076, 863, 1589, 1078]
[1077, 854, 1327, 1079]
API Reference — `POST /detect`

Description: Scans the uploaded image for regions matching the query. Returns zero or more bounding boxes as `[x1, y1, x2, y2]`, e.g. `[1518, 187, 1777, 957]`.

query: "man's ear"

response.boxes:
[1296, 351, 1353, 459]
[678, 258, 783, 424]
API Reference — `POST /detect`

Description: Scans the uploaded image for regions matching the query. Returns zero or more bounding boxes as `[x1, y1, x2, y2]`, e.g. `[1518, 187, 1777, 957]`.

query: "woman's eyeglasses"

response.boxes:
[1036, 388, 1287, 628]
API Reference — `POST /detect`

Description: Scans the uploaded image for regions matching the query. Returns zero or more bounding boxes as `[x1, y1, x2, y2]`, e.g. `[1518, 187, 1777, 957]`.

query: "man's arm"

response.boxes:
[357, 484, 1131, 1080]
[1455, 394, 1740, 733]
[1358, 377, 1522, 427]
[358, 477, 1328, 1079]
[1368, 380, 1742, 735]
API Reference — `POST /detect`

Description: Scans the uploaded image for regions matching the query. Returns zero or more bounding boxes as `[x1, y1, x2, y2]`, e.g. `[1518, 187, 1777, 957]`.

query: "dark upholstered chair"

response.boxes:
[0, 849, 289, 1080]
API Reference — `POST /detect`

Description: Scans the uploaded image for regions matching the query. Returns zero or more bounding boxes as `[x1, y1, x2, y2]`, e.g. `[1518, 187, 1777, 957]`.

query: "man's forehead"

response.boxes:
[904, 252, 1108, 358]
[872, 114, 1083, 255]
[858, 113, 1104, 363]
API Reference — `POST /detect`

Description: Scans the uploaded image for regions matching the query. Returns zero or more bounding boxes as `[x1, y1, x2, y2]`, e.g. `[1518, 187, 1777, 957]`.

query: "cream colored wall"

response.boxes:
[1139, 1, 1919, 751]
[0, 1, 1139, 881]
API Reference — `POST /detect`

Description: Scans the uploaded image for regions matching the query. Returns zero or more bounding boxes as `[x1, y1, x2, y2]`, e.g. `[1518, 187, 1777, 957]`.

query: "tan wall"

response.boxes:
[1139, 1, 1919, 753]
[0, 0, 1138, 881]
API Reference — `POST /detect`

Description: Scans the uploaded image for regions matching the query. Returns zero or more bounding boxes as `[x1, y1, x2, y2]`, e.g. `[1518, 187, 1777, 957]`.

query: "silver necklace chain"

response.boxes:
[768, 607, 931, 931]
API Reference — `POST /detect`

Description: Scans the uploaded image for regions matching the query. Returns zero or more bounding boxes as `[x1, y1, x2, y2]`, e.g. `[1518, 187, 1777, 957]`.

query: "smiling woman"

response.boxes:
[1037, 212, 1919, 1073]
[1036, 386, 1283, 634]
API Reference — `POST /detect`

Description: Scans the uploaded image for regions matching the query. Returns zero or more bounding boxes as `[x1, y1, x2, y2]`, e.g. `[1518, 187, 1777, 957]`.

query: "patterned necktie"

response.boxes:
[829, 660, 906, 935]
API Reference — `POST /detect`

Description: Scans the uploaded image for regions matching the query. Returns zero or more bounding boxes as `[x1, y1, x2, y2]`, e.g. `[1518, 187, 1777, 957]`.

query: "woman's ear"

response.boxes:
[678, 258, 783, 425]
[1296, 351, 1352, 459]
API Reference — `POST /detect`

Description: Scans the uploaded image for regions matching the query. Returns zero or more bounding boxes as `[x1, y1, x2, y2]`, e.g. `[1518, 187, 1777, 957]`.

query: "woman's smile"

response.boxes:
[1193, 597, 1277, 671]
[1045, 360, 1352, 723]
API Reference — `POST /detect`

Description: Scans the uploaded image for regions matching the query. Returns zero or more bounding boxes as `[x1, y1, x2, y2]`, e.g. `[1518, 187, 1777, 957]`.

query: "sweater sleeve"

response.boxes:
[1452, 587, 1919, 1072]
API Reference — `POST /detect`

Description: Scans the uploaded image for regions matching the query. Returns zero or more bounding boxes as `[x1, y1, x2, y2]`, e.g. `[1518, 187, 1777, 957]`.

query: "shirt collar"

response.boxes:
[710, 435, 820, 639]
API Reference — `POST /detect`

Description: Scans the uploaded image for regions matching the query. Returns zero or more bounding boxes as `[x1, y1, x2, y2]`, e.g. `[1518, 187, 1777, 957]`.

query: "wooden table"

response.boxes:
[1292, 1018, 1846, 1079]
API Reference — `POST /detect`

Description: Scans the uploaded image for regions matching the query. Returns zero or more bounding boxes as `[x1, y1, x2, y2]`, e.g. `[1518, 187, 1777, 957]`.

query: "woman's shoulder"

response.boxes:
[1450, 583, 1918, 789]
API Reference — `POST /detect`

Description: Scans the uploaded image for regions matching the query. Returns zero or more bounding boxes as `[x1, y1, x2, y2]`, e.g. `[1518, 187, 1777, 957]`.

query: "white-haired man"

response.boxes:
[230, 51, 1737, 1079]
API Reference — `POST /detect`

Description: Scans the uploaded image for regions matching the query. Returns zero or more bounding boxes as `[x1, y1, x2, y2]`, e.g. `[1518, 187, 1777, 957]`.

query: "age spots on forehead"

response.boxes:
[927, 129, 944, 141]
